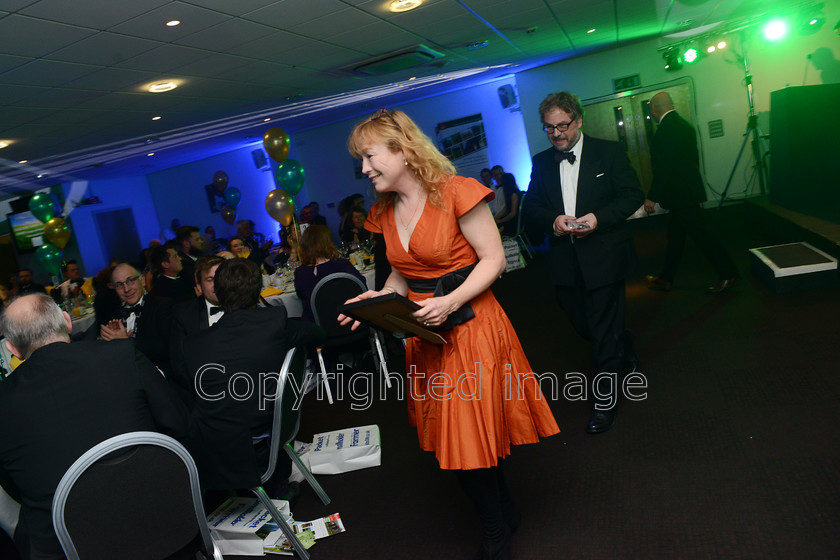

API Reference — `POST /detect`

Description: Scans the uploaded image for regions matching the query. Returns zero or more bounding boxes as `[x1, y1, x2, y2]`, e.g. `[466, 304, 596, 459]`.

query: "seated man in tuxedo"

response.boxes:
[150, 245, 196, 302]
[100, 263, 174, 373]
[0, 293, 188, 560]
[182, 258, 325, 490]
[53, 260, 87, 305]
[174, 225, 206, 282]
[16, 269, 46, 295]
[169, 255, 224, 403]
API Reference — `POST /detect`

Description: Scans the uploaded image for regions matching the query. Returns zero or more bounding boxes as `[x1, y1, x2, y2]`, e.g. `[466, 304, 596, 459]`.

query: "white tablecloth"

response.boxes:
[265, 268, 375, 318]
[70, 312, 96, 335]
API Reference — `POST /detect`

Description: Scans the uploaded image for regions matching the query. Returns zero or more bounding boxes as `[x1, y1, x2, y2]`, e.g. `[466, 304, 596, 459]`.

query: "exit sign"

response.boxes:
[613, 74, 641, 92]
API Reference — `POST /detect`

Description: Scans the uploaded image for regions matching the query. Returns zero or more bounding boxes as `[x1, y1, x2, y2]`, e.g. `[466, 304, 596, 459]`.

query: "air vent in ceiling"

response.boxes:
[346, 44, 444, 76]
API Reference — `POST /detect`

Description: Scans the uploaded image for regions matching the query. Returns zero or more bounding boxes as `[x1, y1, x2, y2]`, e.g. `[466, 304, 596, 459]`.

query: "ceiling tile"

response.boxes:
[12, 88, 105, 109]
[0, 1, 37, 11]
[173, 18, 277, 51]
[292, 7, 380, 40]
[74, 91, 159, 111]
[110, 1, 230, 42]
[0, 14, 96, 57]
[60, 67, 160, 92]
[0, 107, 59, 132]
[0, 53, 29, 74]
[1, 59, 100, 88]
[46, 32, 163, 66]
[19, 0, 172, 30]
[168, 52, 252, 78]
[225, 30, 313, 61]
[187, 0, 285, 17]
[0, 84, 44, 106]
[242, 0, 348, 29]
[285, 42, 364, 70]
[116, 44, 209, 73]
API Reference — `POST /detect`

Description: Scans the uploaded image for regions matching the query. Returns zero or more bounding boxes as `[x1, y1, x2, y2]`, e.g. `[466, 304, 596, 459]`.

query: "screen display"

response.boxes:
[7, 211, 45, 253]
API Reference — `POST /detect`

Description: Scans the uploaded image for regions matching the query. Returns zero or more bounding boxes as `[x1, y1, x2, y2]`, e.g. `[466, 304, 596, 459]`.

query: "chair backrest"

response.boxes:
[52, 432, 219, 560]
[310, 272, 367, 338]
[259, 346, 306, 485]
[515, 191, 528, 236]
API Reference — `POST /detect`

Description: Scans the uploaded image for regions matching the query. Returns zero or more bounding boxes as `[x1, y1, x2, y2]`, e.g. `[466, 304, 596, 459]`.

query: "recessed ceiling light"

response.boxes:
[36, 173, 46, 178]
[148, 81, 178, 93]
[264, 117, 271, 122]
[587, 28, 596, 34]
[147, 152, 155, 156]
[409, 76, 417, 80]
[389, 0, 422, 13]
[18, 159, 28, 164]
[0, 140, 10, 149]
[152, 116, 162, 121]
[166, 20, 180, 27]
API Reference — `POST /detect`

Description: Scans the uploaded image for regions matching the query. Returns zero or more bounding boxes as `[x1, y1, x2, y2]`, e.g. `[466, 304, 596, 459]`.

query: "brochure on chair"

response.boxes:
[339, 292, 446, 344]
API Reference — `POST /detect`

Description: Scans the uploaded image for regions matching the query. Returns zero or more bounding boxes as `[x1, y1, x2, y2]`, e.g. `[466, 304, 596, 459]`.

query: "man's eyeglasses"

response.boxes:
[543, 121, 575, 134]
[113, 275, 139, 290]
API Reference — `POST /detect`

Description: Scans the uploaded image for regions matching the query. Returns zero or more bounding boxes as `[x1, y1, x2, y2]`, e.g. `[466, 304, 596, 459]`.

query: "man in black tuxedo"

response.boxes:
[100, 263, 173, 373]
[0, 293, 187, 560]
[150, 245, 196, 302]
[16, 269, 46, 295]
[523, 91, 644, 434]
[169, 255, 225, 403]
[644, 91, 738, 294]
[174, 225, 206, 282]
[182, 258, 324, 490]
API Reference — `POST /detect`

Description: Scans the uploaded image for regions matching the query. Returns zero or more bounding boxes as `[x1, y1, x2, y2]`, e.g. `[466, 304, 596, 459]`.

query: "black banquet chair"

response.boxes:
[51, 431, 222, 560]
[248, 346, 331, 560]
[310, 272, 392, 398]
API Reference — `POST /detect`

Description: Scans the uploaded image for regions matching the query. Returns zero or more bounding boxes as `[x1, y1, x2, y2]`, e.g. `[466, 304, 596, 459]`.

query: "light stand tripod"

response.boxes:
[717, 42, 770, 208]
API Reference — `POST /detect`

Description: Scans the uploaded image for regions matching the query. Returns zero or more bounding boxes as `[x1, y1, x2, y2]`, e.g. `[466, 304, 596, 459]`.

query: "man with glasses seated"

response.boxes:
[99, 263, 174, 374]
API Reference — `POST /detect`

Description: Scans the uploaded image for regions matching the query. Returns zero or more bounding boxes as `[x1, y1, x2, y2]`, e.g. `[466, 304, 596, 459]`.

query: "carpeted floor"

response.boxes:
[2, 204, 837, 559]
[276, 204, 840, 560]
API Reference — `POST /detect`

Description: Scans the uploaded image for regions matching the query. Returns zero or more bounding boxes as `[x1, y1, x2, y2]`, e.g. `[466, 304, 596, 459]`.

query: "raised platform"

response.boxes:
[749, 242, 838, 293]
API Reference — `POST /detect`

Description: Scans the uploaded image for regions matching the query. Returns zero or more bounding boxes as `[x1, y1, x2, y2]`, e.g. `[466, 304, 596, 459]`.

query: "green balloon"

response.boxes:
[273, 159, 305, 196]
[29, 193, 56, 223]
[35, 243, 63, 276]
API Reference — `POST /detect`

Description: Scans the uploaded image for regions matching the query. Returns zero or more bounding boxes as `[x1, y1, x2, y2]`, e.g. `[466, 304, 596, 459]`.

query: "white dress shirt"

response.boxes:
[205, 298, 224, 327]
[560, 133, 585, 218]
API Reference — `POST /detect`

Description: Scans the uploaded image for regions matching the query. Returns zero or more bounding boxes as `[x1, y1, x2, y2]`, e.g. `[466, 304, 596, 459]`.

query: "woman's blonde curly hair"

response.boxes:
[347, 109, 455, 215]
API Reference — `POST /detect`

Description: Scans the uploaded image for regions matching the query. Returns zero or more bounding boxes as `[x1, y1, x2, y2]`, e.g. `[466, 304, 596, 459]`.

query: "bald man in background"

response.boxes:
[644, 91, 738, 294]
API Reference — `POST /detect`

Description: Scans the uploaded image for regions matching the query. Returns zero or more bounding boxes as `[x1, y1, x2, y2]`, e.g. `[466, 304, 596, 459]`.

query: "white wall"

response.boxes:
[294, 75, 532, 236]
[146, 142, 300, 244]
[64, 176, 160, 275]
[517, 11, 840, 202]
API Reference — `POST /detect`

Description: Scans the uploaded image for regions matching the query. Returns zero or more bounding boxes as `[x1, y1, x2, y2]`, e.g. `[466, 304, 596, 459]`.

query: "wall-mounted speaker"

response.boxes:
[252, 149, 269, 170]
[498, 84, 519, 110]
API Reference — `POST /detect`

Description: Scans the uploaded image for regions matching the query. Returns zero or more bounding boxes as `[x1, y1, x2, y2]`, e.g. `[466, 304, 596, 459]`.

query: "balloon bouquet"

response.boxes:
[263, 127, 305, 233]
[212, 171, 242, 226]
[29, 193, 70, 279]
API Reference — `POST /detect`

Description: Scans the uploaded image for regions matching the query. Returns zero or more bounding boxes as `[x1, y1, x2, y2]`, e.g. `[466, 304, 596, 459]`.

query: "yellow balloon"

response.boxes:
[263, 128, 290, 163]
[265, 189, 295, 226]
[44, 217, 71, 249]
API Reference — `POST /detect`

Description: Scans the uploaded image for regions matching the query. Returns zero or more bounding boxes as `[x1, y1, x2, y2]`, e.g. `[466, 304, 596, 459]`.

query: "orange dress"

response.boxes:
[366, 176, 559, 470]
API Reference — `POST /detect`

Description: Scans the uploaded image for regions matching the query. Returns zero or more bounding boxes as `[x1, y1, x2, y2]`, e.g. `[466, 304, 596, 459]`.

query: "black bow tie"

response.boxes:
[209, 306, 223, 315]
[555, 150, 576, 164]
[122, 303, 143, 318]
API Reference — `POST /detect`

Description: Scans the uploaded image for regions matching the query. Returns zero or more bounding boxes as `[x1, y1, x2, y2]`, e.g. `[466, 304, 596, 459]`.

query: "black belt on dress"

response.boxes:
[405, 262, 477, 331]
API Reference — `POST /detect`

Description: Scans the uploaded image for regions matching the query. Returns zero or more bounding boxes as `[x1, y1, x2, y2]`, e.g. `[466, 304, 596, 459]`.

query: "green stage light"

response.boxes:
[763, 19, 788, 41]
[684, 47, 699, 63]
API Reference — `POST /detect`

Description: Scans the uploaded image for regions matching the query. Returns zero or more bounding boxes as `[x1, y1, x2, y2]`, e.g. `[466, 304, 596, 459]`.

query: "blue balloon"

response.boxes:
[223, 187, 241, 208]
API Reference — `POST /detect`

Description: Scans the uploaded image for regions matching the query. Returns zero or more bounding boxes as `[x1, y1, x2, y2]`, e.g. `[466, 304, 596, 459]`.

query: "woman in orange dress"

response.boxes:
[342, 109, 559, 559]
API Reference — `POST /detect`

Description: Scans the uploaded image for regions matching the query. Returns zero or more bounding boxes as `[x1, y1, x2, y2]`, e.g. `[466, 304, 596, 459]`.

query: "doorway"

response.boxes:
[94, 208, 142, 266]
[582, 82, 694, 194]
